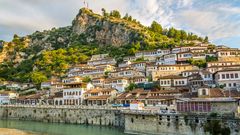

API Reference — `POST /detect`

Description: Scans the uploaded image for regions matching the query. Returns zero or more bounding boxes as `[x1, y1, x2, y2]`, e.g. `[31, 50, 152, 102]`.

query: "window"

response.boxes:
[229, 83, 232, 87]
[202, 89, 206, 95]
[235, 73, 239, 78]
[222, 74, 225, 79]
[234, 83, 237, 87]
[226, 74, 230, 79]
[230, 74, 234, 78]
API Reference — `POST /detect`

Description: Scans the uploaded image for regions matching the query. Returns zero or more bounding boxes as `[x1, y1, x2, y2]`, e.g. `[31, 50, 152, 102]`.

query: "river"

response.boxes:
[0, 120, 127, 135]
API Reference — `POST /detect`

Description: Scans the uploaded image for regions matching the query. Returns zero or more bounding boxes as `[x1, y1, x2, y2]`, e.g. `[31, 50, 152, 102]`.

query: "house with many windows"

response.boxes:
[214, 69, 240, 90]
[216, 49, 240, 58]
[152, 64, 198, 81]
[110, 67, 145, 78]
[158, 75, 188, 88]
[0, 91, 18, 104]
[84, 88, 117, 105]
[176, 52, 193, 63]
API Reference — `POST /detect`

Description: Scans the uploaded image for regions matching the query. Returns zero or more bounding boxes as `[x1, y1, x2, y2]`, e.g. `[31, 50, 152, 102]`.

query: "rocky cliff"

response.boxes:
[72, 8, 142, 46]
[0, 7, 209, 83]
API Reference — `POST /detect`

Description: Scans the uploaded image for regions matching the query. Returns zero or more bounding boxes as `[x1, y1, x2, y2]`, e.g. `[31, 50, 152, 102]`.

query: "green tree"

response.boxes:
[174, 30, 181, 41]
[150, 21, 162, 34]
[123, 13, 129, 20]
[206, 56, 218, 62]
[101, 8, 109, 17]
[110, 10, 121, 18]
[30, 71, 48, 85]
[204, 36, 209, 43]
[83, 76, 91, 83]
[187, 59, 206, 68]
[180, 30, 188, 40]
[128, 48, 136, 55]
[168, 27, 176, 38]
[128, 16, 132, 21]
[126, 83, 138, 92]
[204, 113, 230, 135]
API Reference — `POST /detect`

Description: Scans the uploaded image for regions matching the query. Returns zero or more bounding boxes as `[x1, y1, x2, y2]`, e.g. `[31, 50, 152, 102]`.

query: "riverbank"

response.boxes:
[1, 105, 240, 135]
[0, 128, 35, 135]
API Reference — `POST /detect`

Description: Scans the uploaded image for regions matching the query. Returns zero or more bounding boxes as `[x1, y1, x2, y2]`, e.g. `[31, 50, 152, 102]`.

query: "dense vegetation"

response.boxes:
[204, 113, 230, 135]
[0, 8, 209, 86]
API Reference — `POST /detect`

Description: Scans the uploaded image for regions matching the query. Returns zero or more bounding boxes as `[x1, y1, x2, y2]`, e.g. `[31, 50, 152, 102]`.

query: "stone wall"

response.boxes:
[0, 106, 124, 128]
[124, 113, 240, 135]
[1, 106, 240, 135]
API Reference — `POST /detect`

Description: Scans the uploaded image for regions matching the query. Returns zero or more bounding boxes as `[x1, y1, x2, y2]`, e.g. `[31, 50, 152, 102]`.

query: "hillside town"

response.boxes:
[1, 43, 240, 116]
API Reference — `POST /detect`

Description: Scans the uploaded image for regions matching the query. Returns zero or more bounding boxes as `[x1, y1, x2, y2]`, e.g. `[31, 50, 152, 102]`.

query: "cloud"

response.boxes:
[175, 3, 240, 41]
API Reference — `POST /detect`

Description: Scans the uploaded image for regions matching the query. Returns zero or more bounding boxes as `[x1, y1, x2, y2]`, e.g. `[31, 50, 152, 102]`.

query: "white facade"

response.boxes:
[181, 70, 199, 77]
[135, 49, 170, 61]
[111, 78, 129, 92]
[159, 76, 188, 87]
[130, 102, 144, 110]
[177, 52, 193, 62]
[118, 61, 131, 68]
[67, 68, 105, 78]
[90, 54, 109, 61]
[131, 62, 146, 72]
[87, 58, 116, 66]
[207, 61, 240, 68]
[0, 92, 18, 104]
[192, 53, 206, 60]
[217, 50, 240, 57]
[62, 77, 82, 84]
[215, 69, 240, 90]
[63, 87, 85, 105]
[163, 53, 177, 65]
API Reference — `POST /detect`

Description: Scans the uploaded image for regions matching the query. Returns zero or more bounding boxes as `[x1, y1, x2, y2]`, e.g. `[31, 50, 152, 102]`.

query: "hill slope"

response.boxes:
[0, 8, 209, 84]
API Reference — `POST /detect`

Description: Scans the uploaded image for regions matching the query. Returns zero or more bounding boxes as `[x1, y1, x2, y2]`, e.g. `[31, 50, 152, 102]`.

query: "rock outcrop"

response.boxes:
[72, 8, 141, 46]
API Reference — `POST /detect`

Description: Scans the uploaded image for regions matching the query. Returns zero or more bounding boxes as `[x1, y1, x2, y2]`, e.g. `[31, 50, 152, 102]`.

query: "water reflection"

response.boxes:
[0, 120, 127, 135]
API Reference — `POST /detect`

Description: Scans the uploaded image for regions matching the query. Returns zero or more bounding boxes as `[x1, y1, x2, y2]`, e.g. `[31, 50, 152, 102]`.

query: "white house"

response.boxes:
[199, 70, 214, 86]
[181, 70, 199, 77]
[214, 69, 240, 90]
[163, 53, 177, 65]
[0, 91, 18, 104]
[158, 75, 188, 87]
[130, 62, 146, 72]
[177, 52, 192, 63]
[110, 77, 130, 92]
[63, 83, 86, 105]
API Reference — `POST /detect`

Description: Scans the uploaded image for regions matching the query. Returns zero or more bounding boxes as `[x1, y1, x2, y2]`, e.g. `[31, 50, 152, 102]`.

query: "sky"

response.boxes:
[0, 0, 240, 48]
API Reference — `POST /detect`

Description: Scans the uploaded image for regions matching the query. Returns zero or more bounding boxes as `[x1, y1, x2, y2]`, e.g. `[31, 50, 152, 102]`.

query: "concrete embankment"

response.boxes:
[0, 105, 124, 128]
[1, 105, 240, 135]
